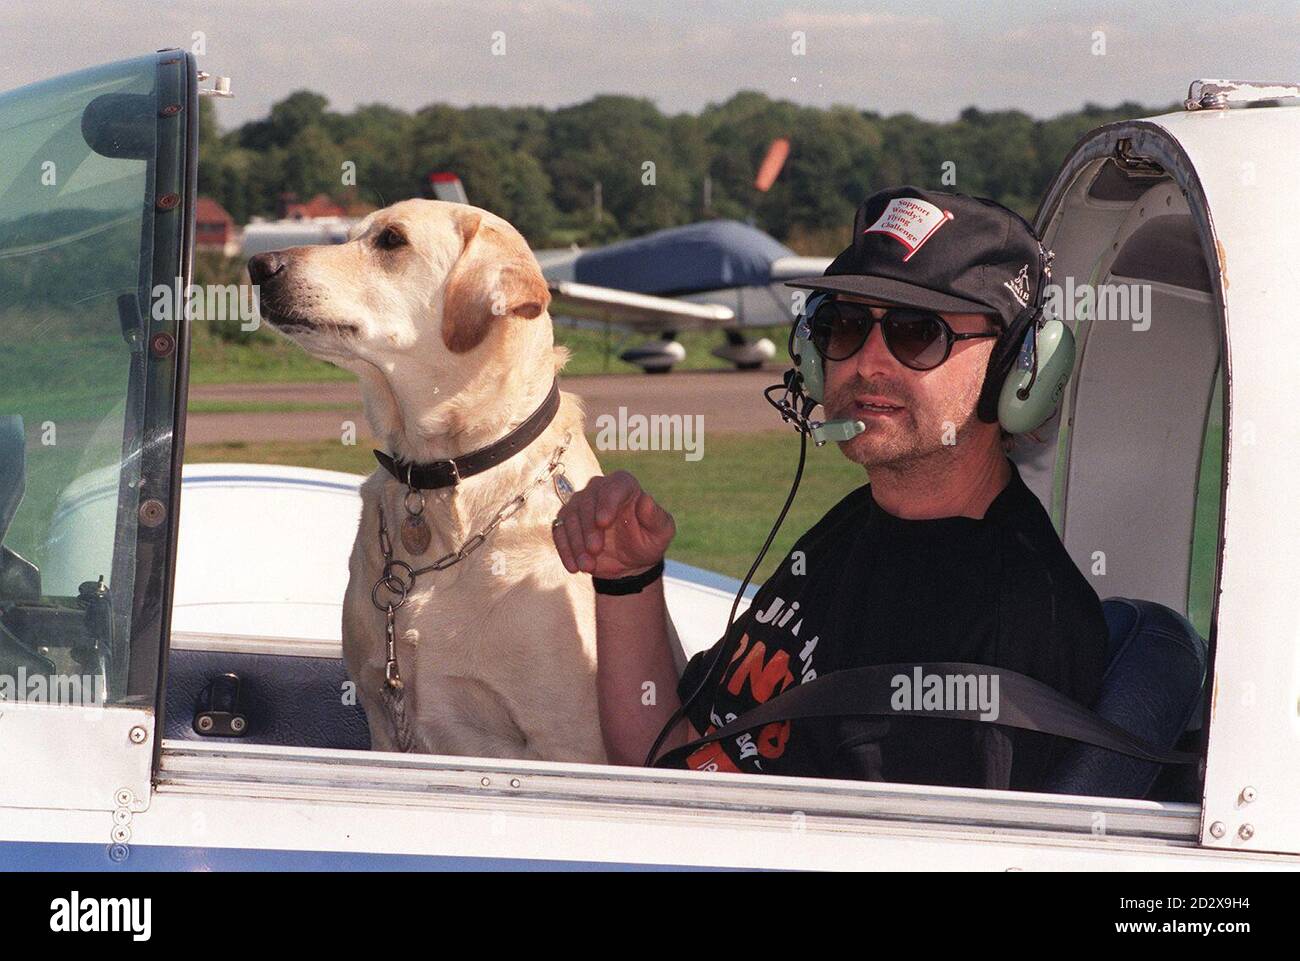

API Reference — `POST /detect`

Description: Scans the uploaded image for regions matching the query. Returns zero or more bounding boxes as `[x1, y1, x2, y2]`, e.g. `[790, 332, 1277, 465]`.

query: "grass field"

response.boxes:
[187, 399, 356, 414]
[188, 325, 356, 385]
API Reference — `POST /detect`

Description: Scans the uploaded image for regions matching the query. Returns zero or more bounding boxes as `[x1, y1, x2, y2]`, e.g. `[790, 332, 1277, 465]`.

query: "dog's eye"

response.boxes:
[376, 226, 407, 250]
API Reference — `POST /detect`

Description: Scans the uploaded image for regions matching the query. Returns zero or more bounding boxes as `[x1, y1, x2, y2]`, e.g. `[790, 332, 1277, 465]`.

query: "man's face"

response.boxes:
[820, 294, 1001, 468]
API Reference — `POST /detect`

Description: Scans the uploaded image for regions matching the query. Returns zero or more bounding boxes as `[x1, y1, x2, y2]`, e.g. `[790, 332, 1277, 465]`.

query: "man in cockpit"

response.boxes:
[551, 187, 1108, 790]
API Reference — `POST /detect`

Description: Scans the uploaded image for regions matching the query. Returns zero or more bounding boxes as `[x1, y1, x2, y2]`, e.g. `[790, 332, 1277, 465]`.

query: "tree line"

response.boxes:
[198, 91, 1172, 253]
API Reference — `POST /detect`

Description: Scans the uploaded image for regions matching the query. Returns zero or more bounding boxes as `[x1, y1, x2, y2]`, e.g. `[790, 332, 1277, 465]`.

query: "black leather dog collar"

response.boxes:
[373, 379, 561, 490]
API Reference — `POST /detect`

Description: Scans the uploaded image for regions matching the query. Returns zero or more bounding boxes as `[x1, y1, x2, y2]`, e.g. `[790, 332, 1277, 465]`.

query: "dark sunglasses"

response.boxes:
[807, 296, 999, 371]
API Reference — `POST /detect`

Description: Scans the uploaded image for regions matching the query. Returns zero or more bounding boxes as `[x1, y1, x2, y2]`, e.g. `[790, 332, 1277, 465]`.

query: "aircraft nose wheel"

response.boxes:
[621, 339, 687, 373]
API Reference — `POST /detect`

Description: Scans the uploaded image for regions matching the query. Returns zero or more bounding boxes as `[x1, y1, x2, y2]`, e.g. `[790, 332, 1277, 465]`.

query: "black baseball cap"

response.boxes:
[785, 186, 1046, 331]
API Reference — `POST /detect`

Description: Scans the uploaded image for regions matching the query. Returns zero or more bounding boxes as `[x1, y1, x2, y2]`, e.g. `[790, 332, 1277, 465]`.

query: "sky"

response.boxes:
[2, 0, 1297, 130]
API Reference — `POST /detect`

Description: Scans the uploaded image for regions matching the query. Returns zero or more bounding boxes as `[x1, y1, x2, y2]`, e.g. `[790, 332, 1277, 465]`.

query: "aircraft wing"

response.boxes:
[547, 280, 736, 332]
[769, 254, 833, 282]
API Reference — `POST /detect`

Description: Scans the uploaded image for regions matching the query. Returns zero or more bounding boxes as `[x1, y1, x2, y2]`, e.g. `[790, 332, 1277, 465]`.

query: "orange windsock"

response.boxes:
[754, 138, 790, 192]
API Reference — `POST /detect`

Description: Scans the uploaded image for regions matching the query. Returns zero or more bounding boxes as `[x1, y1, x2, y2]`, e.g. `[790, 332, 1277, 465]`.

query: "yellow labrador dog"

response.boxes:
[249, 199, 606, 763]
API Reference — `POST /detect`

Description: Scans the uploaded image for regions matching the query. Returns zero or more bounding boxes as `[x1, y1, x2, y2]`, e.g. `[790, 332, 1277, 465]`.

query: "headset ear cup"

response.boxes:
[977, 315, 1030, 423]
[997, 319, 1076, 434]
[791, 294, 827, 405]
[795, 333, 825, 404]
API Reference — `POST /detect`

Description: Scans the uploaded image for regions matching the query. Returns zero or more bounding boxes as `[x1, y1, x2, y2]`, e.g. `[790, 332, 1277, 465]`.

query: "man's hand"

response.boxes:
[552, 470, 675, 578]
[553, 471, 687, 764]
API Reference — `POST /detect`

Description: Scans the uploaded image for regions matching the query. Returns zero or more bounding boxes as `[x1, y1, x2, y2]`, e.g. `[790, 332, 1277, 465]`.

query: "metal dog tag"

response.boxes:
[553, 472, 575, 505]
[400, 514, 431, 555]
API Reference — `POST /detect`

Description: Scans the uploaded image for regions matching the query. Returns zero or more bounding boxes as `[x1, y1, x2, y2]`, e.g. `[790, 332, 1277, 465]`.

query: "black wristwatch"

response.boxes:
[593, 559, 665, 596]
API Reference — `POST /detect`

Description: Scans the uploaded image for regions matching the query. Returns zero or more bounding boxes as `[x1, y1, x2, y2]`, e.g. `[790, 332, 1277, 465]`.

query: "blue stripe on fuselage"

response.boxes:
[0, 840, 723, 871]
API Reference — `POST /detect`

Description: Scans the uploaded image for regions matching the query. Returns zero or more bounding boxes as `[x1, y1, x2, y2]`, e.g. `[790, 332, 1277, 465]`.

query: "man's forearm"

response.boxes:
[594, 578, 692, 765]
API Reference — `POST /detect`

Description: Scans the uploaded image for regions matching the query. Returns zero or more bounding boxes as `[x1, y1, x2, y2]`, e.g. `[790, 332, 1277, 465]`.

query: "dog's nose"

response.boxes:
[247, 251, 288, 285]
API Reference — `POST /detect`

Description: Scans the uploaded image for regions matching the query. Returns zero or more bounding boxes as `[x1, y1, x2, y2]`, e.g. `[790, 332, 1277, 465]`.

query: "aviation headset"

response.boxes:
[786, 227, 1076, 441]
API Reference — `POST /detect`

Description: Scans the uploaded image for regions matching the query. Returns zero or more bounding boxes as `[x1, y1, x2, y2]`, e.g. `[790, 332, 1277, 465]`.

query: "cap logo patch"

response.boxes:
[863, 197, 954, 262]
[1003, 263, 1031, 307]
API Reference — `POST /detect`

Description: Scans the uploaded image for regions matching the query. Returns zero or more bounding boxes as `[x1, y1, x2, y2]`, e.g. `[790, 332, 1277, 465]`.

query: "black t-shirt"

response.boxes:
[673, 461, 1109, 791]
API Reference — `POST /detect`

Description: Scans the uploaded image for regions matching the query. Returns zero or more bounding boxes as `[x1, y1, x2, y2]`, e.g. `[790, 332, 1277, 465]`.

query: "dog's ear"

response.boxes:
[442, 211, 551, 354]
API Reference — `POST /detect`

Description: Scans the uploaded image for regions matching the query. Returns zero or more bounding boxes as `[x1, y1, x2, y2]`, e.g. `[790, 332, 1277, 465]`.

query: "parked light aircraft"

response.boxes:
[536, 218, 830, 372]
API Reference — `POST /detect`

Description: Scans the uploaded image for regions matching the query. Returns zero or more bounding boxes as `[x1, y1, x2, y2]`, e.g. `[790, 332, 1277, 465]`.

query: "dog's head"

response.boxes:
[249, 199, 552, 379]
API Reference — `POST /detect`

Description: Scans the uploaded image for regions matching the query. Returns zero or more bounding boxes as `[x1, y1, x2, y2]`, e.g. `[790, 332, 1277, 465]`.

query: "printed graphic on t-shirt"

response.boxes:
[676, 472, 1109, 789]
[686, 594, 820, 773]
